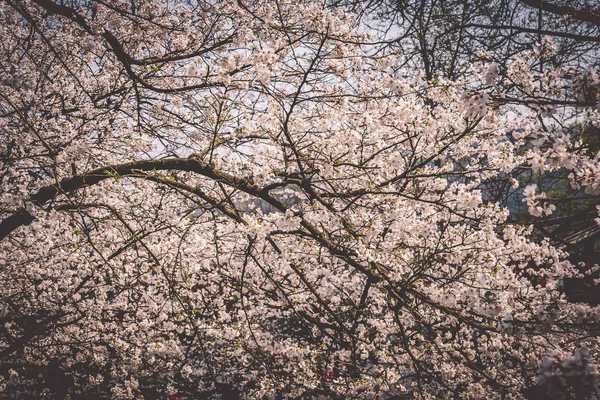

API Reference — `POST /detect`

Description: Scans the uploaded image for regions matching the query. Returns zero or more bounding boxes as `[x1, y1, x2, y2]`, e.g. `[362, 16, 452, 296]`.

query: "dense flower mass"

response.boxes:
[0, 0, 599, 399]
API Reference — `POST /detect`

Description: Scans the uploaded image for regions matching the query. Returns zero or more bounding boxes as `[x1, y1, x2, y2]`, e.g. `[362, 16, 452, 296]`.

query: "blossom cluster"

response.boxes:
[0, 2, 599, 399]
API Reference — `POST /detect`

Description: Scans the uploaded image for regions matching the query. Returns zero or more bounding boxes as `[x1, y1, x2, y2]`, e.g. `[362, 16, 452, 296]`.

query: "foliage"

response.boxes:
[0, 0, 599, 399]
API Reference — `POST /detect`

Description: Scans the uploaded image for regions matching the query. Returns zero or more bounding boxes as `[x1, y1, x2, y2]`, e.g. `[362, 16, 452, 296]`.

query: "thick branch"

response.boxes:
[0, 158, 266, 240]
[519, 0, 600, 27]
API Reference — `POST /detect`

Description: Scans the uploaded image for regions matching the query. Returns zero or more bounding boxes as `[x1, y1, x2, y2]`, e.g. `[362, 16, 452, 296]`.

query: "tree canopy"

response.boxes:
[0, 0, 599, 399]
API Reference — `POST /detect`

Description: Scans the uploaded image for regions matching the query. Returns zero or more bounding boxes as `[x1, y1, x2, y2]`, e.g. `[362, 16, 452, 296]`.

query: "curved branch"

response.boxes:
[0, 157, 268, 240]
[518, 0, 600, 27]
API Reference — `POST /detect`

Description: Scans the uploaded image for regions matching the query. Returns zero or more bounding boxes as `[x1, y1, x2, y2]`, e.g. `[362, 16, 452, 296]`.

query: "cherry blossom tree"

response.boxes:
[0, 0, 599, 399]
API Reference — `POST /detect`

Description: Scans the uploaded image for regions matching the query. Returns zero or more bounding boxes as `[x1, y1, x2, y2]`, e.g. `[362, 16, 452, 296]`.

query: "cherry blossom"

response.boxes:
[0, 1, 598, 399]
